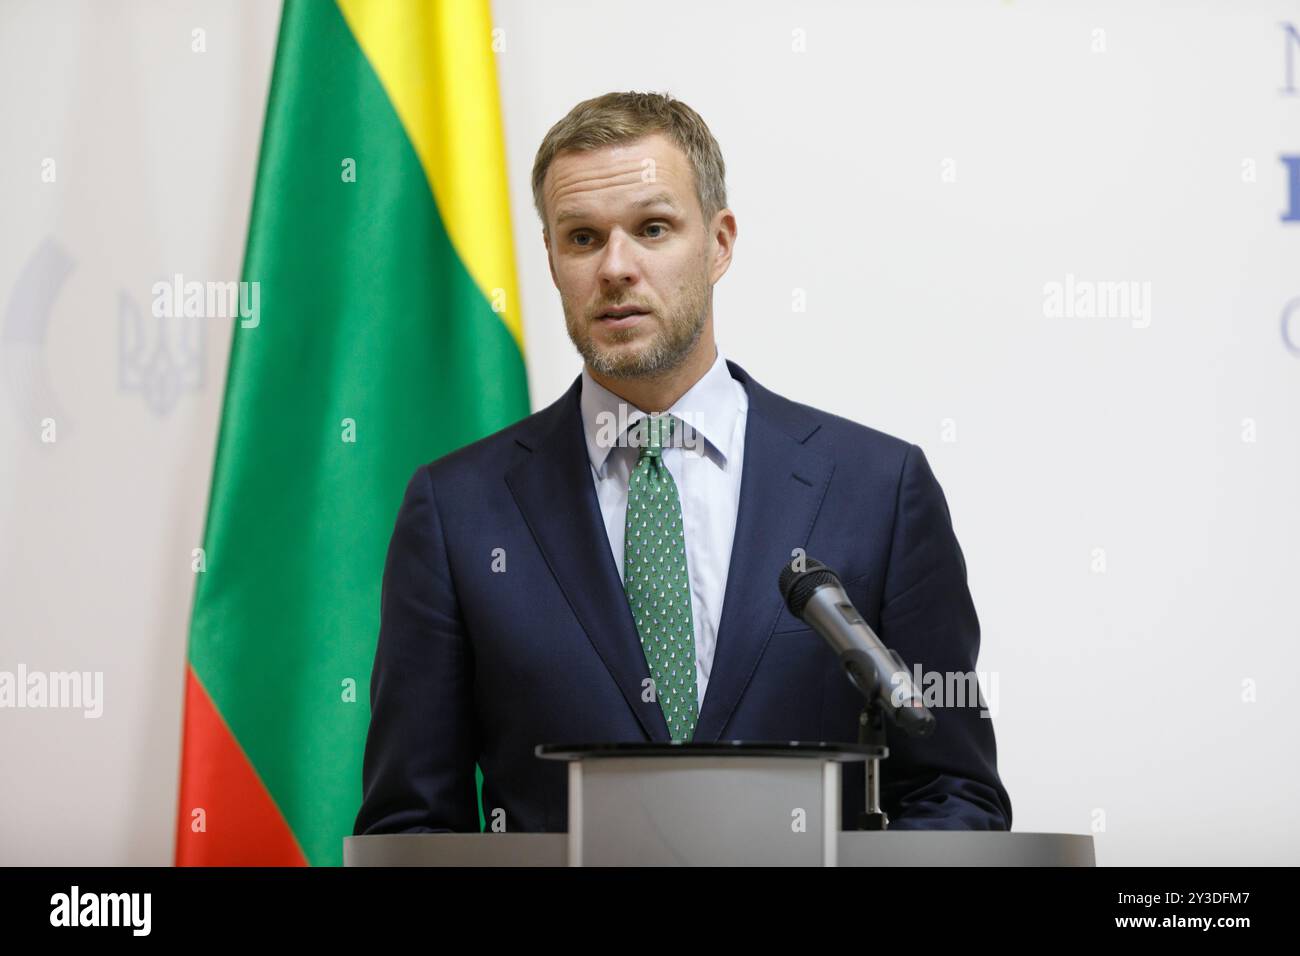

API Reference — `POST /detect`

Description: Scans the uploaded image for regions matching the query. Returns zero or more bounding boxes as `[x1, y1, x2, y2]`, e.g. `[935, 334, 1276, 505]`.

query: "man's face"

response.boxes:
[543, 133, 722, 379]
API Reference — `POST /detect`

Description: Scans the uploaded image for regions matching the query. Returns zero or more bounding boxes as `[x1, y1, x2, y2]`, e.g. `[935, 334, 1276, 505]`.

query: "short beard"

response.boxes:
[564, 273, 709, 379]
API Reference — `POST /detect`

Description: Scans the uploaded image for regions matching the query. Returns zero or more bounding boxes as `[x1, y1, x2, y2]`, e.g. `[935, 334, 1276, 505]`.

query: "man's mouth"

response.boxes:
[595, 307, 651, 328]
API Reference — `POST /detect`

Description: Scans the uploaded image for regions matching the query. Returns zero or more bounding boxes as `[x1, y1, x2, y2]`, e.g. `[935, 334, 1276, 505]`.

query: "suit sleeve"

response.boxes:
[353, 464, 480, 834]
[876, 443, 1013, 830]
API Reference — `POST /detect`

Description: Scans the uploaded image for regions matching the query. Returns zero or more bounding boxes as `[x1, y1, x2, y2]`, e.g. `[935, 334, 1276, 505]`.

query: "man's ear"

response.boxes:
[708, 208, 737, 285]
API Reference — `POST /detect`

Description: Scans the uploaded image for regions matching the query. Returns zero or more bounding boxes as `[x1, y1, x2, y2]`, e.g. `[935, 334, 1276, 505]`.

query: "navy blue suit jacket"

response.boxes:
[354, 360, 1011, 834]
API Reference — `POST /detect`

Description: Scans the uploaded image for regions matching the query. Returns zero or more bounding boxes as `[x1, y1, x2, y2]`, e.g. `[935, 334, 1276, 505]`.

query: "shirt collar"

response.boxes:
[580, 347, 743, 476]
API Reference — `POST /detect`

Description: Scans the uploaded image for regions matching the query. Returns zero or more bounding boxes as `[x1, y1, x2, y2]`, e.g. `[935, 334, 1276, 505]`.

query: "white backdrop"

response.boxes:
[1, 0, 1297, 866]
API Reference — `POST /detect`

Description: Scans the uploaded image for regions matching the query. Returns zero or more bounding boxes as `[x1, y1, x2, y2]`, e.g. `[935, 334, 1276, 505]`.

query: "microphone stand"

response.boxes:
[847, 661, 890, 830]
[857, 698, 889, 831]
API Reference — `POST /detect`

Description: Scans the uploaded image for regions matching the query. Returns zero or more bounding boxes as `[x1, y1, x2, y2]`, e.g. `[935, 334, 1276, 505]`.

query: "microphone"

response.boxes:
[778, 558, 936, 738]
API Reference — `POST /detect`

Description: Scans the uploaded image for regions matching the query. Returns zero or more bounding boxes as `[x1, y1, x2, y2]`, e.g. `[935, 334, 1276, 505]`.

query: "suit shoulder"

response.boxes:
[420, 400, 563, 487]
[768, 391, 915, 472]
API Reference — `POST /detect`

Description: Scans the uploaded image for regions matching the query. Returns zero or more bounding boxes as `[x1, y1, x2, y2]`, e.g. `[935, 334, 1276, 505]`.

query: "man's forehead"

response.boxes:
[551, 133, 683, 176]
[545, 136, 692, 216]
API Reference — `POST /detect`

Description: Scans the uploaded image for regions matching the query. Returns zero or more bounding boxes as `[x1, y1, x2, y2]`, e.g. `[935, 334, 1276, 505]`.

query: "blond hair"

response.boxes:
[531, 91, 727, 232]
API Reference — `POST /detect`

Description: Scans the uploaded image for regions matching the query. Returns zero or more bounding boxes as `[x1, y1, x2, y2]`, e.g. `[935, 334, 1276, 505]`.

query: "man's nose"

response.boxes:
[597, 229, 639, 286]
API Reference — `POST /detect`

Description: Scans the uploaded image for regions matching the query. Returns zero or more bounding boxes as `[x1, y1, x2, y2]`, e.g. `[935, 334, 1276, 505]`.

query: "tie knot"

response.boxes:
[635, 414, 673, 459]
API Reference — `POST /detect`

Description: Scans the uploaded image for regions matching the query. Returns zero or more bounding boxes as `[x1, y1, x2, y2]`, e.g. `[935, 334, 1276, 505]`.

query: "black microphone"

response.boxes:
[778, 557, 936, 738]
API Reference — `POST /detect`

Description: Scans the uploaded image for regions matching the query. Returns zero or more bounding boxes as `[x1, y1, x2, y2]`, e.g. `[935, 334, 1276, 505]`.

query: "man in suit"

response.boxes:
[354, 91, 1011, 835]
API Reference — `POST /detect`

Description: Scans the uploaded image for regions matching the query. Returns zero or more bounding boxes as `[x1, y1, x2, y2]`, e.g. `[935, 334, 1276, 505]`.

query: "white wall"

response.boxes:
[0, 0, 278, 865]
[1, 0, 1296, 865]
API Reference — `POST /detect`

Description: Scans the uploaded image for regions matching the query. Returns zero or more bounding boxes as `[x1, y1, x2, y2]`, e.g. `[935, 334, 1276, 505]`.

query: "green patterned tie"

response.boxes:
[624, 414, 699, 742]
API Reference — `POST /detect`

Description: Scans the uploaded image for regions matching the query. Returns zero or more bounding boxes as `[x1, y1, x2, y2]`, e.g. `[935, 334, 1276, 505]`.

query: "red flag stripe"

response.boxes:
[175, 667, 308, 866]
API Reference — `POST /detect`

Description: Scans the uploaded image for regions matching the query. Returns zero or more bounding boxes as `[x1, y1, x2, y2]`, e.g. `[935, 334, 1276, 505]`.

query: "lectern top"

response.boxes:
[535, 740, 886, 761]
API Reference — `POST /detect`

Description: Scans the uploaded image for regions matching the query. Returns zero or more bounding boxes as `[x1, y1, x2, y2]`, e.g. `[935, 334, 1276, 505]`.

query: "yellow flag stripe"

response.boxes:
[336, 0, 525, 354]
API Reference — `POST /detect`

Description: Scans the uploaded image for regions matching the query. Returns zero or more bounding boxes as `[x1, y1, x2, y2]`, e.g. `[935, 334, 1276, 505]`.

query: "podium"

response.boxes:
[344, 742, 1094, 866]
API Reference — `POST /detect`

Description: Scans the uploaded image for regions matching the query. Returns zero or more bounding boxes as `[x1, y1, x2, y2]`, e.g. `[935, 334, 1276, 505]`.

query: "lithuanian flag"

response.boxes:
[175, 0, 528, 866]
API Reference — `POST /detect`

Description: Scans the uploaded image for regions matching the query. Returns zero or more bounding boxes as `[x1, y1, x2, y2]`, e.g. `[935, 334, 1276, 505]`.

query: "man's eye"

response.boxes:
[569, 223, 665, 245]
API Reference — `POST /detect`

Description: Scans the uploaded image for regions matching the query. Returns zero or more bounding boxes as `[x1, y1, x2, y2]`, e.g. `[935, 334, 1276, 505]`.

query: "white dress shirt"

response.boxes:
[579, 347, 749, 712]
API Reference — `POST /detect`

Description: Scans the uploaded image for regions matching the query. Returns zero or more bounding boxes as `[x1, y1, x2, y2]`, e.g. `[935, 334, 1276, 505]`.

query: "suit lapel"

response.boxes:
[505, 377, 670, 741]
[693, 362, 835, 741]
